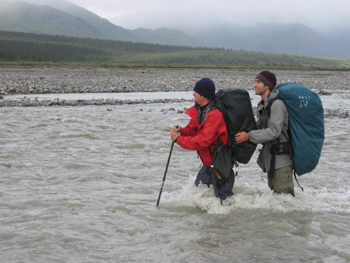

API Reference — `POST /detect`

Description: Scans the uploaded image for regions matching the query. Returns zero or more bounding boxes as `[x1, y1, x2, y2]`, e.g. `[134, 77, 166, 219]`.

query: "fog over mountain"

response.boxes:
[72, 0, 349, 34]
[1, 0, 350, 58]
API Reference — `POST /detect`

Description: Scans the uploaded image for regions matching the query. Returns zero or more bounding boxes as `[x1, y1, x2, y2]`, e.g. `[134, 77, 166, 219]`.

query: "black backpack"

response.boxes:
[213, 88, 257, 164]
[208, 89, 257, 186]
[215, 89, 257, 164]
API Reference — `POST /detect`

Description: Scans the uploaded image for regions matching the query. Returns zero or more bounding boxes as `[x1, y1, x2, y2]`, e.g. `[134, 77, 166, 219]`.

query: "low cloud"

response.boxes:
[65, 0, 350, 32]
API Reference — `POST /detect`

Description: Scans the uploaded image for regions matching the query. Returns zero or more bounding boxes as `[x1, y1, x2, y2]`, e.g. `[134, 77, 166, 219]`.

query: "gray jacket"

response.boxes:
[248, 88, 293, 173]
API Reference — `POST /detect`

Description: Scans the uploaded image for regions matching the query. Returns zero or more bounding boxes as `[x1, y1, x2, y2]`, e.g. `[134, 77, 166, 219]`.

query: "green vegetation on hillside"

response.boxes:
[1, 30, 349, 69]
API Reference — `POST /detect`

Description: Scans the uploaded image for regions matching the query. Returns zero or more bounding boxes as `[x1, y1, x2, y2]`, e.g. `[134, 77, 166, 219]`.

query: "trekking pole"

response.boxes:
[156, 141, 175, 207]
[156, 127, 178, 207]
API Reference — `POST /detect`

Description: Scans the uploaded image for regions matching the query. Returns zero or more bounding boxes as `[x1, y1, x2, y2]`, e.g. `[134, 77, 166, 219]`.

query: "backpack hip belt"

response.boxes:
[268, 141, 292, 178]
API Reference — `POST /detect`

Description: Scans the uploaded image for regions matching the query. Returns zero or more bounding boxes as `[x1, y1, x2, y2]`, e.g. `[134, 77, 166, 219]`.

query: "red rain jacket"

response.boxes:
[177, 105, 229, 167]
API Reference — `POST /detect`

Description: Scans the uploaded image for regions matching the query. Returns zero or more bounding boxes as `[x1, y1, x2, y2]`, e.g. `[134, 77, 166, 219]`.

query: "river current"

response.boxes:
[0, 98, 350, 262]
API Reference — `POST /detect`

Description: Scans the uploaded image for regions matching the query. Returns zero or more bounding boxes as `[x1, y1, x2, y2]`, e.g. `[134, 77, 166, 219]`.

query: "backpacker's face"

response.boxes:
[193, 91, 206, 106]
[254, 79, 270, 99]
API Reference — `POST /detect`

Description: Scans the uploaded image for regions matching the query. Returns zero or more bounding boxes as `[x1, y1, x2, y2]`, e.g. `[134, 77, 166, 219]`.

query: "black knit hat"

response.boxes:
[256, 71, 276, 90]
[193, 78, 216, 99]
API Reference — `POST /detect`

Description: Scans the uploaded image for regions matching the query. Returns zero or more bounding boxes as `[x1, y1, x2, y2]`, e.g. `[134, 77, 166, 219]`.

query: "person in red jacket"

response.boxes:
[170, 78, 235, 201]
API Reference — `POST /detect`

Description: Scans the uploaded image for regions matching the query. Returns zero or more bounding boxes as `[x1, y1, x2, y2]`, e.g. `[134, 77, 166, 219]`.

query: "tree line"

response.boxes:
[0, 30, 349, 68]
[0, 39, 110, 62]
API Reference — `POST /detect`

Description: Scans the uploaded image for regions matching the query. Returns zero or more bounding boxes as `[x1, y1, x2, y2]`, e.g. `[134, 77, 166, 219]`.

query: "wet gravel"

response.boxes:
[0, 67, 349, 117]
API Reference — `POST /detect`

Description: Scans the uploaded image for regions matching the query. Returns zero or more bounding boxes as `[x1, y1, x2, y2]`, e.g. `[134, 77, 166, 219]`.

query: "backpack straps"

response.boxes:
[208, 143, 217, 157]
[269, 139, 293, 178]
[266, 96, 281, 118]
[294, 171, 304, 192]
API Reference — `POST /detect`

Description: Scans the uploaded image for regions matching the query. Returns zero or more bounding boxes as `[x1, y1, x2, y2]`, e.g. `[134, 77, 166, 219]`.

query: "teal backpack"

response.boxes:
[267, 83, 325, 176]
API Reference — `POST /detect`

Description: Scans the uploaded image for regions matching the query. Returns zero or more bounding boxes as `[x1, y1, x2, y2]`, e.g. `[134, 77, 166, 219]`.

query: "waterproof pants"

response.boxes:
[268, 165, 295, 196]
[195, 165, 235, 200]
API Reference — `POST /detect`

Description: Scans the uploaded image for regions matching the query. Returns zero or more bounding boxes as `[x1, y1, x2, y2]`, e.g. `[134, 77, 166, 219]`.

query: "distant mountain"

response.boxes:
[249, 23, 342, 58]
[0, 0, 207, 46]
[324, 27, 350, 59]
[185, 23, 347, 58]
[0, 1, 117, 38]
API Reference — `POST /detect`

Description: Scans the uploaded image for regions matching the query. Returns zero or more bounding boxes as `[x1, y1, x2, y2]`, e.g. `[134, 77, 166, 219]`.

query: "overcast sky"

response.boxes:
[64, 0, 350, 32]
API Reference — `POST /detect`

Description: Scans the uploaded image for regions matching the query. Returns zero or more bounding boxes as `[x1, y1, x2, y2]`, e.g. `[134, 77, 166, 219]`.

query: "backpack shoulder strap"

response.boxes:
[266, 96, 283, 118]
[203, 99, 218, 122]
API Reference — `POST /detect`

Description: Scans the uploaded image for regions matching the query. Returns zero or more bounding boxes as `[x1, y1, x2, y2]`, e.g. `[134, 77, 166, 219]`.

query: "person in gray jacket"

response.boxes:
[235, 71, 295, 196]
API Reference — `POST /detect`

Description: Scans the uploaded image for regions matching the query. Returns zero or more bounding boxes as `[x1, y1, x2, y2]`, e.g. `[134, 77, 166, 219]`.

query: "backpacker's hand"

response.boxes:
[171, 132, 180, 143]
[235, 132, 249, 143]
[170, 126, 181, 142]
[171, 126, 181, 134]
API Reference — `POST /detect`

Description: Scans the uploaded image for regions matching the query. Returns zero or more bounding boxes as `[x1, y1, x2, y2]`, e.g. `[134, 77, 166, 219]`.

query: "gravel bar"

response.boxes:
[0, 67, 349, 118]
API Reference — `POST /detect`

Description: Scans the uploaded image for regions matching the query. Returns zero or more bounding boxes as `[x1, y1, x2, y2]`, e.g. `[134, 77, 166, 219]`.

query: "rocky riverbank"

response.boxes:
[0, 67, 349, 118]
[1, 67, 349, 94]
